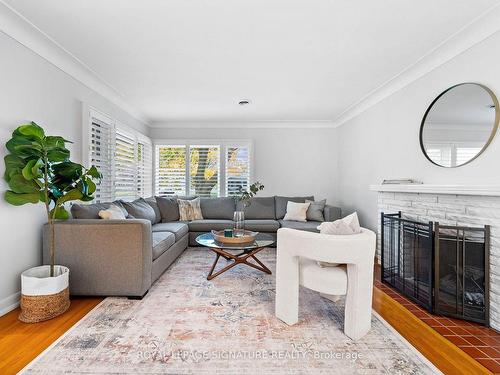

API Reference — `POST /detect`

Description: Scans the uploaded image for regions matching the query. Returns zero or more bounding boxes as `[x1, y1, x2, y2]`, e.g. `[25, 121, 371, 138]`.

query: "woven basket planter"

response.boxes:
[19, 265, 70, 323]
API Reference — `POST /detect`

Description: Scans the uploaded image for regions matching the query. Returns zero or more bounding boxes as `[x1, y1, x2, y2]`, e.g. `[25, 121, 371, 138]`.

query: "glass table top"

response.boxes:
[195, 232, 275, 250]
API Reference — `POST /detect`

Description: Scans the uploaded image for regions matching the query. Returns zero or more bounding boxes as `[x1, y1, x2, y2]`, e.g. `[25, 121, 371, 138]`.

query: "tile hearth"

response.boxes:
[375, 280, 500, 373]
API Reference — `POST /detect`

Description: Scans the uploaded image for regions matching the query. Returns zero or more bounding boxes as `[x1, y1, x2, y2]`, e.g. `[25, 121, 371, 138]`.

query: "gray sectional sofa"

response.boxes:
[42, 196, 341, 298]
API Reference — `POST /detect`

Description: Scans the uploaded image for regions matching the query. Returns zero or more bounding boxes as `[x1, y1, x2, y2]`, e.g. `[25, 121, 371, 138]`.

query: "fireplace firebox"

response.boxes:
[381, 212, 490, 325]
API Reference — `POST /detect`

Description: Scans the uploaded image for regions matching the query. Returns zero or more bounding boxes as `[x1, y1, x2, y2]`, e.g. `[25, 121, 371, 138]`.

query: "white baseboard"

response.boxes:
[0, 291, 21, 316]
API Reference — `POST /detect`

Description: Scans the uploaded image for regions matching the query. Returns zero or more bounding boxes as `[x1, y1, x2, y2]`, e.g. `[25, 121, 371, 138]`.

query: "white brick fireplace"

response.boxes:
[370, 184, 500, 331]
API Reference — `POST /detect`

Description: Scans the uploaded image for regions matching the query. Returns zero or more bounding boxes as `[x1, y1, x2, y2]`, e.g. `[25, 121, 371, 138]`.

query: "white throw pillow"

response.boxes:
[283, 201, 311, 222]
[315, 212, 362, 268]
[317, 212, 362, 235]
[98, 204, 126, 220]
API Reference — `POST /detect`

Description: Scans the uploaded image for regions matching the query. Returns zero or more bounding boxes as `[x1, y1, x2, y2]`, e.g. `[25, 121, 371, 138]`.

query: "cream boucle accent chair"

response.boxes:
[275, 227, 376, 340]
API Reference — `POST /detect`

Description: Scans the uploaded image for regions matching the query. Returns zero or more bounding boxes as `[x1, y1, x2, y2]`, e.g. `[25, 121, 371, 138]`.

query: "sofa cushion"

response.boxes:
[244, 220, 280, 232]
[144, 197, 161, 224]
[201, 197, 235, 220]
[236, 197, 276, 219]
[275, 196, 314, 219]
[188, 219, 234, 232]
[279, 219, 321, 233]
[71, 201, 127, 219]
[152, 231, 176, 260]
[306, 199, 326, 222]
[156, 196, 180, 222]
[120, 198, 157, 224]
[152, 222, 189, 240]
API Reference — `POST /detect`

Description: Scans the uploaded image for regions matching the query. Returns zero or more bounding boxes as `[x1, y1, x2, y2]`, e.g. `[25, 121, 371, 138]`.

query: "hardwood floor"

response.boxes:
[0, 298, 102, 375]
[0, 286, 493, 374]
[372, 287, 491, 374]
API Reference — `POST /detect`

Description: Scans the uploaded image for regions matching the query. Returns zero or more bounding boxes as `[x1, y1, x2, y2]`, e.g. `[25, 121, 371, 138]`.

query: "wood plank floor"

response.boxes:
[0, 288, 492, 374]
[0, 298, 102, 375]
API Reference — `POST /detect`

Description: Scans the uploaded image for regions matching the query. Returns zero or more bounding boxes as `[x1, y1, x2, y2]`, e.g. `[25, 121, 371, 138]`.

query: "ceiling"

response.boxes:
[4, 0, 500, 124]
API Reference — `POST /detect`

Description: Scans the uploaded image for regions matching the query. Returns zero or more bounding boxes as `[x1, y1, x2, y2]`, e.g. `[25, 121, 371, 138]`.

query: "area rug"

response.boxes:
[22, 248, 440, 374]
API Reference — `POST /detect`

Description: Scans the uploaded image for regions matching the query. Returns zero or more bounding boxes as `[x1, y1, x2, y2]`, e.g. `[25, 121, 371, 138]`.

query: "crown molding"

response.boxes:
[332, 3, 500, 128]
[150, 120, 335, 129]
[0, 1, 150, 125]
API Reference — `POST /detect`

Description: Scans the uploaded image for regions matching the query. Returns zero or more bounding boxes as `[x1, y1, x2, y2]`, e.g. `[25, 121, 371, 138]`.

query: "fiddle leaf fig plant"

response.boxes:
[4, 122, 102, 276]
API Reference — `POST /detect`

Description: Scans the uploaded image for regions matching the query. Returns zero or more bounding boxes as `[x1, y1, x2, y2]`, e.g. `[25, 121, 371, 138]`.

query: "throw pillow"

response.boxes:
[283, 201, 311, 222]
[156, 196, 180, 222]
[178, 197, 203, 221]
[98, 204, 126, 220]
[120, 198, 157, 224]
[315, 212, 362, 268]
[71, 201, 128, 219]
[144, 197, 161, 224]
[305, 199, 326, 221]
[317, 212, 362, 235]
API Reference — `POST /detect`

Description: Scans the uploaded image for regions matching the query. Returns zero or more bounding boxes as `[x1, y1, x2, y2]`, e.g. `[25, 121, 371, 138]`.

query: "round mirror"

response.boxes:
[420, 83, 499, 168]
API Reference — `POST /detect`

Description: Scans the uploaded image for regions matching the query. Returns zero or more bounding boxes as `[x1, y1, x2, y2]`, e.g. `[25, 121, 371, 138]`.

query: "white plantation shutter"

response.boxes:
[114, 128, 137, 201]
[189, 145, 220, 197]
[156, 145, 187, 195]
[137, 136, 153, 197]
[226, 145, 250, 196]
[456, 147, 481, 166]
[89, 115, 114, 203]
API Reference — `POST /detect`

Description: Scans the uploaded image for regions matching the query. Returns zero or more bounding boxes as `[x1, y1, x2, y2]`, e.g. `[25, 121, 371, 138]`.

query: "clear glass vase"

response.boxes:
[233, 211, 245, 237]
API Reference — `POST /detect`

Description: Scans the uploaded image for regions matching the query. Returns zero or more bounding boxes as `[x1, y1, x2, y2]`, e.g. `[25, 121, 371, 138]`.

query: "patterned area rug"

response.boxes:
[22, 248, 440, 374]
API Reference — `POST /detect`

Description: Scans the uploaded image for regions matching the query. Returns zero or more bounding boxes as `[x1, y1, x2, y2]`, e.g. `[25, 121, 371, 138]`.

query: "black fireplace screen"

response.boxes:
[381, 212, 434, 311]
[381, 212, 490, 325]
[435, 223, 490, 324]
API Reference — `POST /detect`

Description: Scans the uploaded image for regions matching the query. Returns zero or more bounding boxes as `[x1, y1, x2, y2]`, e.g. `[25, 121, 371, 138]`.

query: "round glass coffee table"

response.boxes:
[196, 233, 275, 280]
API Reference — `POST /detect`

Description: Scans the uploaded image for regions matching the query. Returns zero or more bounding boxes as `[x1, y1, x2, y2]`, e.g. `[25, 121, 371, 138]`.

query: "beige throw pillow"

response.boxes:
[283, 201, 311, 222]
[316, 212, 362, 235]
[178, 197, 203, 221]
[98, 204, 126, 220]
[316, 212, 362, 268]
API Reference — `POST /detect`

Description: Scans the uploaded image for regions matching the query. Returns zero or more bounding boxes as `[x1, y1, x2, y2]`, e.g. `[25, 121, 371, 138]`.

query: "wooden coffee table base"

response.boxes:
[207, 246, 272, 280]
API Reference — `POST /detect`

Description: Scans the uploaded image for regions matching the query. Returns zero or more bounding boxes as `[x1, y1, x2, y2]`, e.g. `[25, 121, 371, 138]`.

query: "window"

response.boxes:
[426, 142, 482, 167]
[189, 145, 220, 197]
[155, 141, 252, 197]
[86, 107, 153, 202]
[156, 145, 187, 195]
[137, 136, 153, 198]
[226, 146, 250, 196]
[89, 112, 114, 203]
[114, 128, 137, 201]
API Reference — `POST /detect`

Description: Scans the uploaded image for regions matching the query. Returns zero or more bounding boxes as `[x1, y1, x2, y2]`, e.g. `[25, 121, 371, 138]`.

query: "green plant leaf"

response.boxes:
[50, 206, 70, 220]
[52, 161, 83, 178]
[21, 159, 41, 180]
[86, 177, 96, 194]
[4, 190, 40, 205]
[87, 165, 102, 179]
[47, 147, 70, 162]
[8, 174, 38, 194]
[45, 136, 67, 149]
[17, 122, 45, 140]
[4, 154, 25, 182]
[6, 136, 36, 157]
[57, 188, 83, 205]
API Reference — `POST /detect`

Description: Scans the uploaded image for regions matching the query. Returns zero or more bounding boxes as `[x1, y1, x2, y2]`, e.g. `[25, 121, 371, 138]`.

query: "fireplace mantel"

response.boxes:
[369, 184, 500, 197]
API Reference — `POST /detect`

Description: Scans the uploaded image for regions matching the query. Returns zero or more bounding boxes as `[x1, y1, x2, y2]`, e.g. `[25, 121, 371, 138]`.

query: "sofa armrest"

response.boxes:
[43, 219, 152, 297]
[323, 205, 341, 222]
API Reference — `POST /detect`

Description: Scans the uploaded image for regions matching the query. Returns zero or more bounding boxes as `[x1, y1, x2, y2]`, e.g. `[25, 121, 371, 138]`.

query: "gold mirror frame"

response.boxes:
[419, 82, 500, 168]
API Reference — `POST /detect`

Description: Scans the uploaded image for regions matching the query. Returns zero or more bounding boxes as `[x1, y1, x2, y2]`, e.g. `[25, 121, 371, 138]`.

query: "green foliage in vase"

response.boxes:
[3, 122, 102, 276]
[236, 181, 265, 207]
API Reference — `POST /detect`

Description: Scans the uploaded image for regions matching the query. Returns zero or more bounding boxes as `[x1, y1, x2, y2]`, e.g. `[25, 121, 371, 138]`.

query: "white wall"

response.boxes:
[336, 30, 500, 231]
[0, 33, 148, 314]
[150, 125, 338, 205]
